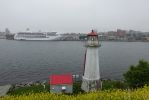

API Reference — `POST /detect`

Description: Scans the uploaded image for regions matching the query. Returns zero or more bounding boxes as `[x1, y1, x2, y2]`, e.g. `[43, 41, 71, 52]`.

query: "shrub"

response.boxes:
[123, 60, 149, 88]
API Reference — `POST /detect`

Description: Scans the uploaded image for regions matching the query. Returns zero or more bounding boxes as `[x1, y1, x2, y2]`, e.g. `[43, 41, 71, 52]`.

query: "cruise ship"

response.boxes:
[14, 32, 61, 40]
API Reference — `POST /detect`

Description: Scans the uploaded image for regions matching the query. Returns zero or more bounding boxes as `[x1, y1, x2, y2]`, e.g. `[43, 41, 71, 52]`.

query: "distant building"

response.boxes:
[79, 35, 87, 40]
[116, 29, 126, 37]
[5, 34, 15, 40]
[5, 28, 10, 34]
[142, 37, 149, 41]
[0, 32, 6, 39]
[49, 74, 73, 93]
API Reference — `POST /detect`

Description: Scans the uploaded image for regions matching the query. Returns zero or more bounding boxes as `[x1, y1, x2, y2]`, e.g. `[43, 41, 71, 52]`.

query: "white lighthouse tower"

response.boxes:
[81, 30, 101, 92]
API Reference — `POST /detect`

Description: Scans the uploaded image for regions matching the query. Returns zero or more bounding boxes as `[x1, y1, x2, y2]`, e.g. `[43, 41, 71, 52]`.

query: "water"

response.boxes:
[0, 39, 149, 85]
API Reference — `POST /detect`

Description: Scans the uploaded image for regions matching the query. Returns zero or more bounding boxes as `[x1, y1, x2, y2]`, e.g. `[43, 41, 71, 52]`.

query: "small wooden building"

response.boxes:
[49, 74, 73, 93]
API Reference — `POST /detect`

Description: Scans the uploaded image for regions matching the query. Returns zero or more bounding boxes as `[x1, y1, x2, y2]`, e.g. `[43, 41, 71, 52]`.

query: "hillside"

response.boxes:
[1, 86, 149, 100]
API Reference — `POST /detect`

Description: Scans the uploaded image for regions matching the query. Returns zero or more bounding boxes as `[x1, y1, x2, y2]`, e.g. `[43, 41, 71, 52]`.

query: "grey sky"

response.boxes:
[0, 0, 149, 33]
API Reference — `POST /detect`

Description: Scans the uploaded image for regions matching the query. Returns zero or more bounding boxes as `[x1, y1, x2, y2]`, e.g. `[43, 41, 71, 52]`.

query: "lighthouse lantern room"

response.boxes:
[81, 30, 101, 92]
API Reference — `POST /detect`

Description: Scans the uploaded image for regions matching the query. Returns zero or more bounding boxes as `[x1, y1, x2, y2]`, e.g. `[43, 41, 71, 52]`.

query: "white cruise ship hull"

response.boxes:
[14, 36, 60, 41]
[14, 32, 61, 41]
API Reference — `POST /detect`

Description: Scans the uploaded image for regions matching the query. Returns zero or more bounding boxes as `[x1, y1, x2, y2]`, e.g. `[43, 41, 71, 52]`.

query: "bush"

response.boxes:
[73, 82, 84, 94]
[123, 60, 149, 88]
[102, 80, 127, 90]
[8, 84, 50, 96]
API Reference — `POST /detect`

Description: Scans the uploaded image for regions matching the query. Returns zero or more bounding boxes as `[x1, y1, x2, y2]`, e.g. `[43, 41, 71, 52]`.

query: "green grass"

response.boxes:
[7, 80, 127, 96]
[8, 84, 50, 96]
[102, 80, 128, 90]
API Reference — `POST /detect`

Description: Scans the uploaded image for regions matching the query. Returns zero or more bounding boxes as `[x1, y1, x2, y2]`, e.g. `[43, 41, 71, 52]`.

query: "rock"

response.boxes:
[0, 85, 12, 97]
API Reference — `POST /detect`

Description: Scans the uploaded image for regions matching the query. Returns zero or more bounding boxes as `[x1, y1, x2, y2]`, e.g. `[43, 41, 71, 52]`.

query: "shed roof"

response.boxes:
[50, 74, 73, 85]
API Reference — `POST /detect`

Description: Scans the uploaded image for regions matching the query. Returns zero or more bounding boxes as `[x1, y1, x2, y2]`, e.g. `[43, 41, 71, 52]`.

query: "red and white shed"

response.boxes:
[49, 74, 73, 93]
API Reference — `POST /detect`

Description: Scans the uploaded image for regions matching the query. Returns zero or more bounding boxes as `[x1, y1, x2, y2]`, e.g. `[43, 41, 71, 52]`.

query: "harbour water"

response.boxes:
[0, 39, 149, 85]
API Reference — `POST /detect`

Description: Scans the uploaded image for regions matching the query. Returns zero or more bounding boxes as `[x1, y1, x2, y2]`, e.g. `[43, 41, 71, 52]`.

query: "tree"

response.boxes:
[123, 60, 149, 88]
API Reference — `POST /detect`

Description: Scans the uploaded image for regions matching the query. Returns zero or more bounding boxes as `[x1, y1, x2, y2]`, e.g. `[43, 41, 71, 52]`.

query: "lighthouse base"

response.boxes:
[81, 78, 101, 92]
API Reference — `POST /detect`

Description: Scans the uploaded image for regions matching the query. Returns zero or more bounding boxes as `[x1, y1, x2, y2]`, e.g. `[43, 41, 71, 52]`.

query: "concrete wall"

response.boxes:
[50, 84, 73, 93]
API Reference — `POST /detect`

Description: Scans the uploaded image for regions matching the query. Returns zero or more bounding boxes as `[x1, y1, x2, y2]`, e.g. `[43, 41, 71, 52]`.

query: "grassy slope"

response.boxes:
[1, 86, 149, 100]
[7, 84, 50, 96]
[7, 81, 127, 96]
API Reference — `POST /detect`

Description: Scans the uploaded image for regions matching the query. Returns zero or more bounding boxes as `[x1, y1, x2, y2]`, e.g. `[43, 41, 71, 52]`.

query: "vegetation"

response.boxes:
[7, 81, 127, 96]
[2, 85, 149, 100]
[73, 82, 84, 94]
[123, 60, 149, 88]
[102, 80, 127, 90]
[8, 84, 50, 96]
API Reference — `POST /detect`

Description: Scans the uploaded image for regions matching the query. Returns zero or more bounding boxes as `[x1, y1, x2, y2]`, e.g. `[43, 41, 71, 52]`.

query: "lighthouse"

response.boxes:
[81, 30, 101, 92]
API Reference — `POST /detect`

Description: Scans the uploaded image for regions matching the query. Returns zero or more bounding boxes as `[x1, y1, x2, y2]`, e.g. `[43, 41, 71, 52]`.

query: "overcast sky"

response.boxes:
[0, 0, 149, 33]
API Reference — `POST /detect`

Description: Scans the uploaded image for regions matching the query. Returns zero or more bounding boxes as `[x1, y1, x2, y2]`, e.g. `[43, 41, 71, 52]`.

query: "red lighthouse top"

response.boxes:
[88, 30, 98, 36]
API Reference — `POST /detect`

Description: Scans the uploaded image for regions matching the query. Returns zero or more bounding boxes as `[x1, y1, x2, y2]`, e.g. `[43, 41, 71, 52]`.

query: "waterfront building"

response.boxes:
[49, 74, 73, 93]
[0, 32, 6, 39]
[81, 30, 101, 92]
[5, 28, 10, 34]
